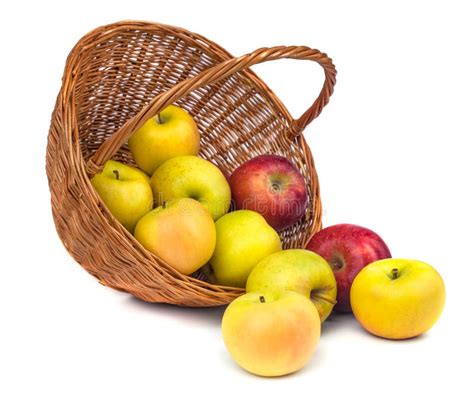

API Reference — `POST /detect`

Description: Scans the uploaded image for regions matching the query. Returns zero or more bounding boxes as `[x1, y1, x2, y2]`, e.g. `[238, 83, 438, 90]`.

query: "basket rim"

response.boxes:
[67, 20, 297, 135]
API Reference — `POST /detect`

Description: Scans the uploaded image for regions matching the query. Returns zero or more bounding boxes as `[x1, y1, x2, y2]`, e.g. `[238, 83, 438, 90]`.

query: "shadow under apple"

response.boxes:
[323, 312, 430, 343]
[123, 295, 227, 328]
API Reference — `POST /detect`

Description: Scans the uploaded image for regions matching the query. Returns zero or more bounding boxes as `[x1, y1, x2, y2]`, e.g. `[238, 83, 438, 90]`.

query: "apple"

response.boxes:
[134, 198, 216, 275]
[209, 210, 281, 287]
[306, 224, 391, 312]
[350, 258, 445, 339]
[91, 160, 153, 233]
[222, 291, 320, 377]
[151, 156, 231, 221]
[246, 249, 337, 322]
[128, 105, 200, 175]
[229, 155, 308, 231]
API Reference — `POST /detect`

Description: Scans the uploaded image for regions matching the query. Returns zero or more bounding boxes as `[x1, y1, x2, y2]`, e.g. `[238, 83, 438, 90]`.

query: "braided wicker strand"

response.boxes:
[46, 21, 336, 306]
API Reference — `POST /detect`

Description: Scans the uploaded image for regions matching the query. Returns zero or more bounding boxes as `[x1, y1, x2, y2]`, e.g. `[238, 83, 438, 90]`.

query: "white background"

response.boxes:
[1, 1, 473, 396]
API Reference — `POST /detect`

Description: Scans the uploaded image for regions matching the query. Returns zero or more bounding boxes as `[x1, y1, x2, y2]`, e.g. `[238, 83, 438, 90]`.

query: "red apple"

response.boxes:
[229, 155, 308, 231]
[306, 224, 391, 313]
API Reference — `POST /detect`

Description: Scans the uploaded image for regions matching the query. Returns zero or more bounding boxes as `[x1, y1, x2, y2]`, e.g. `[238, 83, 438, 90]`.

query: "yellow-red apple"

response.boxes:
[222, 291, 320, 377]
[134, 198, 215, 275]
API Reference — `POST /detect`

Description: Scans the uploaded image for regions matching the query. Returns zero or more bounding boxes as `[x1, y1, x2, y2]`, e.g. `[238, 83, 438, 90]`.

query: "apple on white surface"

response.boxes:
[128, 105, 200, 175]
[306, 224, 391, 312]
[222, 291, 320, 377]
[246, 249, 337, 322]
[350, 258, 445, 339]
[91, 160, 153, 233]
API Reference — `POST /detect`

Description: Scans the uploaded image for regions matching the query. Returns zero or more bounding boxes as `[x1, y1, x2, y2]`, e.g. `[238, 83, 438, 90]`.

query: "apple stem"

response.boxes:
[259, 296, 265, 303]
[113, 170, 120, 180]
[391, 268, 399, 280]
[157, 113, 162, 124]
[311, 292, 337, 305]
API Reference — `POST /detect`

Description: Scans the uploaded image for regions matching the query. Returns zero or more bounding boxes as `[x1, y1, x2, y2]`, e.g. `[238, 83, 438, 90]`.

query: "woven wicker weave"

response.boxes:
[46, 21, 336, 306]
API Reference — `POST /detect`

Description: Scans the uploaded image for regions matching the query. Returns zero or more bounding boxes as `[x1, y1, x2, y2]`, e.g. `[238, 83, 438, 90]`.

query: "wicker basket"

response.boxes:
[46, 21, 336, 306]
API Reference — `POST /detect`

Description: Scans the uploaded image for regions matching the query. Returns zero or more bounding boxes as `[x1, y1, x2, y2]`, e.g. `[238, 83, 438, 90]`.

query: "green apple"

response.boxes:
[151, 155, 231, 220]
[222, 291, 320, 377]
[134, 198, 216, 275]
[351, 258, 446, 339]
[128, 105, 200, 175]
[91, 160, 153, 233]
[209, 210, 281, 287]
[246, 249, 337, 322]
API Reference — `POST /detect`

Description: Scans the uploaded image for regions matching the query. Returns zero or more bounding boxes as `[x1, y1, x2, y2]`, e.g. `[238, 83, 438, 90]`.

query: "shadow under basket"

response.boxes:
[46, 20, 337, 307]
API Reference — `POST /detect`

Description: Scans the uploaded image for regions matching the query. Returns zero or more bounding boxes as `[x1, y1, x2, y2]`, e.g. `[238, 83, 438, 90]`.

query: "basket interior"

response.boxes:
[72, 26, 317, 248]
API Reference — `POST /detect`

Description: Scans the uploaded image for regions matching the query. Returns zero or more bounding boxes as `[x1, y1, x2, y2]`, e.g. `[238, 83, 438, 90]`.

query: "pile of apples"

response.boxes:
[91, 105, 446, 378]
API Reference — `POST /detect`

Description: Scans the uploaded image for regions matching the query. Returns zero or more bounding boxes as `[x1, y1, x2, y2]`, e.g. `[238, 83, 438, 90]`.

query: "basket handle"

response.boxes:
[86, 45, 336, 175]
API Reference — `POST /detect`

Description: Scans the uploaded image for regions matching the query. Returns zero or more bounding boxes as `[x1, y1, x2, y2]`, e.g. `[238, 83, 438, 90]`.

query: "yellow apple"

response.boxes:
[209, 210, 281, 287]
[134, 198, 216, 275]
[128, 105, 200, 175]
[91, 160, 153, 233]
[246, 249, 337, 322]
[222, 291, 320, 377]
[350, 258, 446, 339]
[151, 155, 231, 220]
